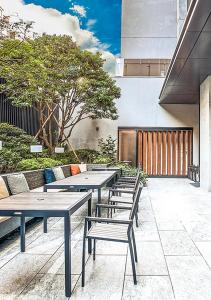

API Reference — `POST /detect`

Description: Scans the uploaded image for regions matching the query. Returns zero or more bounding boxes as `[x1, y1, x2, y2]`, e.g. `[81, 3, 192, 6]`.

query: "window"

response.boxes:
[124, 59, 171, 77]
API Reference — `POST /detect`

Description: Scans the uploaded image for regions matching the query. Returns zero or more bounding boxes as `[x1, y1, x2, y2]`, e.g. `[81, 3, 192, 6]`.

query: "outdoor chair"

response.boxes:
[81, 183, 142, 287]
[113, 169, 141, 189]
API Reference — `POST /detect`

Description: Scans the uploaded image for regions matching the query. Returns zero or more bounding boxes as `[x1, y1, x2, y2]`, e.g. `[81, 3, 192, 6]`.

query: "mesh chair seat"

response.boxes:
[87, 222, 128, 242]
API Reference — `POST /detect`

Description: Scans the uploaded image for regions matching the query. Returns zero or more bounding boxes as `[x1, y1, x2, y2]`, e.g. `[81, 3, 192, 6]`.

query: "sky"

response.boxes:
[24, 0, 122, 55]
[0, 0, 122, 74]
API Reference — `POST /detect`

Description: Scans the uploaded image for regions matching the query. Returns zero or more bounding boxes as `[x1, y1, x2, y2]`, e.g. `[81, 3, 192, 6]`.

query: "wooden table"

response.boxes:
[0, 192, 92, 297]
[44, 171, 118, 217]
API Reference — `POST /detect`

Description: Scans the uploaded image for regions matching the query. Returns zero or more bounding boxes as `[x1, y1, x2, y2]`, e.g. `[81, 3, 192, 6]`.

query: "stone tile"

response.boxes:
[17, 273, 78, 300]
[25, 230, 64, 255]
[95, 239, 128, 255]
[138, 209, 155, 222]
[196, 242, 211, 268]
[135, 221, 159, 241]
[71, 255, 125, 300]
[126, 242, 168, 275]
[166, 256, 211, 300]
[160, 231, 199, 255]
[157, 220, 184, 231]
[183, 220, 211, 242]
[40, 240, 88, 275]
[122, 276, 174, 300]
[0, 253, 50, 297]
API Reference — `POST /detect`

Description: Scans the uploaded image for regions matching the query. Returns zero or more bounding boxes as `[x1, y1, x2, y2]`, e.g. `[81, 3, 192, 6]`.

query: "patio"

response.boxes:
[0, 178, 211, 300]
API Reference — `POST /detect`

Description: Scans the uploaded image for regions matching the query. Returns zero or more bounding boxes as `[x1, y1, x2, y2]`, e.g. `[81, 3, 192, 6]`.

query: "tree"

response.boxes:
[0, 34, 121, 152]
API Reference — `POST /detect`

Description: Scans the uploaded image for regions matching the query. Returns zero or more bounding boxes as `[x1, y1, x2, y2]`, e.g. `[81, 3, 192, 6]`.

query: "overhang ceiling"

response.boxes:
[159, 0, 211, 104]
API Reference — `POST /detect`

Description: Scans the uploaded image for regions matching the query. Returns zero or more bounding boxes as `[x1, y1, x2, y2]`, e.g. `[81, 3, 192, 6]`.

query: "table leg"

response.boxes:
[43, 217, 48, 233]
[98, 188, 101, 217]
[88, 197, 92, 254]
[64, 215, 71, 297]
[20, 216, 25, 252]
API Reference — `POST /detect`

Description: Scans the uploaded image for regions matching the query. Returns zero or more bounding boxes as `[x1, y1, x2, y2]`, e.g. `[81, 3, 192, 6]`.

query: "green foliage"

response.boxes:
[76, 149, 99, 163]
[0, 35, 121, 151]
[113, 162, 148, 185]
[0, 123, 38, 173]
[98, 135, 117, 161]
[0, 149, 22, 173]
[93, 155, 112, 164]
[17, 158, 63, 171]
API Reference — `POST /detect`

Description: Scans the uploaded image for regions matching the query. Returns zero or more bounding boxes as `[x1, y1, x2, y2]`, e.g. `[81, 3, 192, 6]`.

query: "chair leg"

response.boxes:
[93, 239, 96, 261]
[135, 212, 139, 228]
[82, 236, 86, 287]
[132, 228, 138, 263]
[128, 238, 137, 284]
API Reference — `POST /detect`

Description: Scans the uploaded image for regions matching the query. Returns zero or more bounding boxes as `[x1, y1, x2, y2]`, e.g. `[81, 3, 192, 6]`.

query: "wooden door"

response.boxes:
[137, 129, 192, 176]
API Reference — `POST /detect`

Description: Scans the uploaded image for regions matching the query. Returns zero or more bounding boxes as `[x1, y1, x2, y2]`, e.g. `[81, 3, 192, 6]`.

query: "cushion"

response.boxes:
[7, 173, 30, 195]
[0, 176, 9, 199]
[44, 168, 56, 184]
[79, 164, 87, 173]
[53, 167, 65, 181]
[70, 164, 81, 176]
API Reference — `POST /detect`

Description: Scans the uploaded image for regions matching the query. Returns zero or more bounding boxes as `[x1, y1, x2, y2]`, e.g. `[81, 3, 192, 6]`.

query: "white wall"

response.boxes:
[200, 76, 211, 191]
[121, 0, 177, 58]
[70, 77, 199, 164]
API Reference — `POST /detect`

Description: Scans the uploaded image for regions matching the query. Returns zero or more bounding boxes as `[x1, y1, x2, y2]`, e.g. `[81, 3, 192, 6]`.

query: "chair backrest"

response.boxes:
[132, 170, 141, 198]
[129, 183, 142, 220]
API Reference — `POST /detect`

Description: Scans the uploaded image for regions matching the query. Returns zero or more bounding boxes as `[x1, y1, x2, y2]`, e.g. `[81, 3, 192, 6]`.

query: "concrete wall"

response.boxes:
[70, 77, 199, 164]
[121, 0, 177, 59]
[200, 76, 211, 191]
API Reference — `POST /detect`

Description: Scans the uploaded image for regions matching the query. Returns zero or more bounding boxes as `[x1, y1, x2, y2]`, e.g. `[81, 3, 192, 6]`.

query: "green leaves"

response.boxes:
[0, 34, 121, 148]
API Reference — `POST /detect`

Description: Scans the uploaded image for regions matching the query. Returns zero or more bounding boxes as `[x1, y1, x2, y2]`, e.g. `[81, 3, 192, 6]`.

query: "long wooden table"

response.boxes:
[44, 171, 118, 218]
[0, 192, 92, 297]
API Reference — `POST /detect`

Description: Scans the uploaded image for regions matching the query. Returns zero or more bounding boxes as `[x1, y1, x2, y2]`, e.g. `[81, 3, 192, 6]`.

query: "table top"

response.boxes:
[45, 170, 117, 188]
[0, 192, 92, 213]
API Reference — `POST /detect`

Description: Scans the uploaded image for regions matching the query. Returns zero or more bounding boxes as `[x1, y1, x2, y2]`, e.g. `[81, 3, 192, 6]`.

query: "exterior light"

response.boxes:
[30, 145, 43, 153]
[115, 57, 124, 77]
[55, 147, 65, 153]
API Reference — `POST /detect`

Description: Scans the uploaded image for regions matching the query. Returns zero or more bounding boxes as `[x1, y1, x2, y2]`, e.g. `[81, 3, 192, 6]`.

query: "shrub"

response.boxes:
[0, 149, 22, 173]
[98, 136, 117, 161]
[113, 162, 148, 185]
[93, 155, 113, 164]
[17, 158, 63, 171]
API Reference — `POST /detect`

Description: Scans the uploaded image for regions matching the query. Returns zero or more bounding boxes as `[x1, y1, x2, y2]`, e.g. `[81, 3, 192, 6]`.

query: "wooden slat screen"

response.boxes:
[137, 129, 192, 176]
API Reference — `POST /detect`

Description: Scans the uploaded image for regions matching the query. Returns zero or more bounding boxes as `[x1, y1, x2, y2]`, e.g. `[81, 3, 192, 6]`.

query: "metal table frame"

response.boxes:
[0, 192, 92, 298]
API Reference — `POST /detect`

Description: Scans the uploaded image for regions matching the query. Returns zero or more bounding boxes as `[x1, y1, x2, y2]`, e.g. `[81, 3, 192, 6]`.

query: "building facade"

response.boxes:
[70, 0, 199, 178]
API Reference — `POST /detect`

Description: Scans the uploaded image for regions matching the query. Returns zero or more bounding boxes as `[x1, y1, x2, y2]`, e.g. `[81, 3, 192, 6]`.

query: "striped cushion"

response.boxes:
[7, 173, 30, 195]
[53, 167, 65, 181]
[0, 176, 9, 199]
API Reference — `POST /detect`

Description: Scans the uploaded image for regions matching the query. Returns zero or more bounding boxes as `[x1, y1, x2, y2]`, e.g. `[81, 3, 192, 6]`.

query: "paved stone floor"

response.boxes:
[1, 178, 211, 299]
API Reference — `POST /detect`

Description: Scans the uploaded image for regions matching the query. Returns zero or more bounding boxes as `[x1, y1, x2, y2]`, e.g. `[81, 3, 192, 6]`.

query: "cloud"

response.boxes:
[86, 19, 97, 30]
[70, 4, 86, 18]
[0, 0, 116, 75]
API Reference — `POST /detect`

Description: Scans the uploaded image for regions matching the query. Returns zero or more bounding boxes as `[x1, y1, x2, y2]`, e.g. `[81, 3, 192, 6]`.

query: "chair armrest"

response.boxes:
[109, 188, 134, 194]
[108, 199, 133, 205]
[113, 183, 135, 188]
[96, 203, 132, 210]
[85, 216, 132, 225]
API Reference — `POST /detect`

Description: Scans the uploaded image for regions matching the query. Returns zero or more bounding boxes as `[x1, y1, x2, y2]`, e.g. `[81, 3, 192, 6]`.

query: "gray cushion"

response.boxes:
[53, 167, 65, 181]
[7, 173, 30, 195]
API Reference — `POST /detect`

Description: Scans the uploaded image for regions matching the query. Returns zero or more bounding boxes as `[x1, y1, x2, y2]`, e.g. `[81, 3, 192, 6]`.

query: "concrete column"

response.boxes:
[200, 76, 211, 191]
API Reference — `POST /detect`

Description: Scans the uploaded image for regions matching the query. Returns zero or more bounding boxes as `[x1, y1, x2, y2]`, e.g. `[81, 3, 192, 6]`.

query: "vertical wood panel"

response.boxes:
[147, 132, 152, 175]
[172, 131, 177, 175]
[152, 132, 157, 175]
[143, 132, 147, 173]
[182, 131, 187, 175]
[157, 132, 162, 175]
[162, 132, 167, 175]
[177, 131, 181, 176]
[188, 130, 192, 167]
[137, 131, 143, 169]
[167, 131, 172, 175]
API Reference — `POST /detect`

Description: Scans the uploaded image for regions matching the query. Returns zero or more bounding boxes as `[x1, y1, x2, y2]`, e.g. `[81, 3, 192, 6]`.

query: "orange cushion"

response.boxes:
[70, 165, 81, 176]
